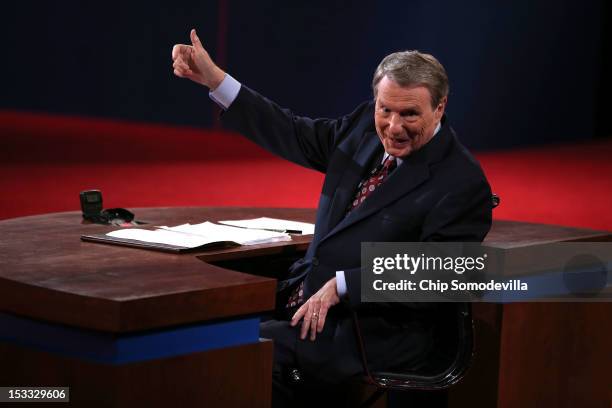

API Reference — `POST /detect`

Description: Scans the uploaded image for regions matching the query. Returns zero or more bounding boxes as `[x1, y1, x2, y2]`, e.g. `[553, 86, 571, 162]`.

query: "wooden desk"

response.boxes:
[454, 222, 612, 408]
[0, 207, 312, 407]
[0, 208, 610, 407]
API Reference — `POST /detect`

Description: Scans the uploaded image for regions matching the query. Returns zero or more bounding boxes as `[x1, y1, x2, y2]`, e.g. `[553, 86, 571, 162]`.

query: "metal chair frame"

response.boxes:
[353, 303, 474, 407]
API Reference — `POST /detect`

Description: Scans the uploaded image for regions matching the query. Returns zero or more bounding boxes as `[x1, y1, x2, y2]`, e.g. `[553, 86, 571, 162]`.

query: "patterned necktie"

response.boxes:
[348, 156, 397, 212]
[285, 156, 397, 309]
[286, 280, 304, 309]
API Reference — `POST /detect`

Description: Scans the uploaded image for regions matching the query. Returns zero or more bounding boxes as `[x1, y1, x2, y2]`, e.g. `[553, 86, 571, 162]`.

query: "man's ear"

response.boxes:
[435, 96, 447, 120]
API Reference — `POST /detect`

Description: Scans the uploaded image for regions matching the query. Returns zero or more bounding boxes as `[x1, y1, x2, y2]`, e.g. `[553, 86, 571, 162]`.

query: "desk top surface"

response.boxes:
[0, 207, 314, 332]
[1, 207, 609, 332]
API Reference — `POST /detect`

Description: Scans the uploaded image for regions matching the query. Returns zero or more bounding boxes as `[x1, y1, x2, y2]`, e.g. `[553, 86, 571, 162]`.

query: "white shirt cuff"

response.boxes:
[336, 270, 348, 298]
[209, 73, 241, 110]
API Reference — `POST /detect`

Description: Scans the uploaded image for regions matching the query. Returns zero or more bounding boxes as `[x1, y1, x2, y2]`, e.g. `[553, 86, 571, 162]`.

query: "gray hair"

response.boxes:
[372, 51, 449, 108]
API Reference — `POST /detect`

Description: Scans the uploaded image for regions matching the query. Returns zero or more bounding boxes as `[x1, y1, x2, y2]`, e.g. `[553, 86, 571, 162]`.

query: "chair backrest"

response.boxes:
[357, 195, 497, 390]
[354, 196, 498, 398]
[492, 193, 500, 208]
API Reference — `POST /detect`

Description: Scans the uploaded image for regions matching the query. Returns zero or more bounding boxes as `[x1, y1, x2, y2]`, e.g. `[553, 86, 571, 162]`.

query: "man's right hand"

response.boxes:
[172, 29, 225, 90]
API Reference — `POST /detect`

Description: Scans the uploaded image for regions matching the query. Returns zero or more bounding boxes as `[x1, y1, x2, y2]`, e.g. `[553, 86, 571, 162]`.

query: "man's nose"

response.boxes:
[389, 114, 403, 135]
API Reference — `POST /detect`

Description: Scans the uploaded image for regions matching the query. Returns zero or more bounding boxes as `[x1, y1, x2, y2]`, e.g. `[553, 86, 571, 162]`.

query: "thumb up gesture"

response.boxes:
[172, 29, 225, 89]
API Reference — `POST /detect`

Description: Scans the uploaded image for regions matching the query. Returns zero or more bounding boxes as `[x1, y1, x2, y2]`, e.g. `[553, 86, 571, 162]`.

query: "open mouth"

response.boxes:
[389, 137, 412, 148]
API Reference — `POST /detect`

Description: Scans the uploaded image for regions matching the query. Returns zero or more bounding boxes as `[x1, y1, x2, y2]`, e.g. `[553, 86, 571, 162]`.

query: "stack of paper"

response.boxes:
[106, 221, 291, 249]
[160, 222, 292, 245]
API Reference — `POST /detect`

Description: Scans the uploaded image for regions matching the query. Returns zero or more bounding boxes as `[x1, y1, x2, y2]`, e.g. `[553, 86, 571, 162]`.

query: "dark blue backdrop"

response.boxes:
[1, 1, 609, 149]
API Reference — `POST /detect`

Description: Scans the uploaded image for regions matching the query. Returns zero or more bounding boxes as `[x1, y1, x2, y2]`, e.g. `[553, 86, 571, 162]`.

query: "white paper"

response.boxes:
[219, 217, 315, 235]
[107, 228, 216, 248]
[106, 221, 291, 249]
[160, 221, 291, 245]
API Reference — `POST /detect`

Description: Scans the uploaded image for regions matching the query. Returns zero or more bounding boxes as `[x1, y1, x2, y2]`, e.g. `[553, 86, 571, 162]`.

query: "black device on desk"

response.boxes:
[80, 190, 103, 220]
[79, 190, 141, 225]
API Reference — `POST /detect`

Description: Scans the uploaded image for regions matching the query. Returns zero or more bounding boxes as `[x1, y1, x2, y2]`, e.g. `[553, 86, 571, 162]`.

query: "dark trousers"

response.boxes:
[260, 306, 364, 408]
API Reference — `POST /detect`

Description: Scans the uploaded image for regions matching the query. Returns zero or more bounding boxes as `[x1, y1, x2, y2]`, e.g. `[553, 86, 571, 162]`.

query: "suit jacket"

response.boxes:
[222, 85, 492, 382]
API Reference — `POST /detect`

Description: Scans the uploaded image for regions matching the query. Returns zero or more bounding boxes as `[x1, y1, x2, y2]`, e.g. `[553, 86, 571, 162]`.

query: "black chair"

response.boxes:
[354, 193, 499, 407]
[352, 303, 474, 407]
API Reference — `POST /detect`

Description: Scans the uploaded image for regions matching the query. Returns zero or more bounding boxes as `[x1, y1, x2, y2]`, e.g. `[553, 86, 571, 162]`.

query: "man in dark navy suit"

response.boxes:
[173, 29, 492, 406]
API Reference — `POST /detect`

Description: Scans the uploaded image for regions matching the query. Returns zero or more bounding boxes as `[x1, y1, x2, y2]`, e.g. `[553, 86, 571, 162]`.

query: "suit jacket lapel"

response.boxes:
[323, 153, 430, 241]
[324, 131, 382, 232]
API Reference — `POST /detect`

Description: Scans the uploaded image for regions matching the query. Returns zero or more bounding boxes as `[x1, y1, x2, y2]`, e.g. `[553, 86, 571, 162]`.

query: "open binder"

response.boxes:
[81, 221, 292, 253]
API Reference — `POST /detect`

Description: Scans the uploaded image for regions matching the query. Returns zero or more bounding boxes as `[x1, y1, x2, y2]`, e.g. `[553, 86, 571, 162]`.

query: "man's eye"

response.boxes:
[401, 110, 418, 117]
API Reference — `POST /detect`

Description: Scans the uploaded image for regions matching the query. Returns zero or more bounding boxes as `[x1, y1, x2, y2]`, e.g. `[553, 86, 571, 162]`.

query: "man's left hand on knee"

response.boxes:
[291, 277, 340, 341]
